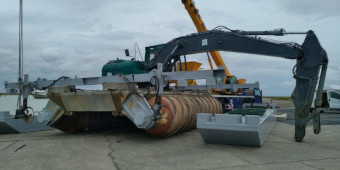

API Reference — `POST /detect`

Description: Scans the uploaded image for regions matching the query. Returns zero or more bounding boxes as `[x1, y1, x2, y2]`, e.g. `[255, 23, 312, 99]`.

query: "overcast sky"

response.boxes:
[0, 0, 339, 96]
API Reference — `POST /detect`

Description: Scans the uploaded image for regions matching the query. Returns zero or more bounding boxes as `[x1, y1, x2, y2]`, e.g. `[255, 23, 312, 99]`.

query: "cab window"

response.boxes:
[330, 91, 340, 99]
[149, 53, 155, 61]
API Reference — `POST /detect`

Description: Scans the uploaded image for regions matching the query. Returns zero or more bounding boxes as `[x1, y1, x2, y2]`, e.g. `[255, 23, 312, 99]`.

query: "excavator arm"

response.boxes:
[146, 30, 303, 70]
[146, 29, 328, 141]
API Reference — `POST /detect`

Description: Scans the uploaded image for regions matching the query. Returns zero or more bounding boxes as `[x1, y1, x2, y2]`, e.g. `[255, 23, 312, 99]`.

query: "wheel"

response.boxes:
[23, 114, 33, 123]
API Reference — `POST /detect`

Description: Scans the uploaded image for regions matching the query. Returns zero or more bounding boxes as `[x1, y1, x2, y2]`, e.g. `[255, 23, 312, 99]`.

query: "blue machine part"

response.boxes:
[241, 89, 263, 104]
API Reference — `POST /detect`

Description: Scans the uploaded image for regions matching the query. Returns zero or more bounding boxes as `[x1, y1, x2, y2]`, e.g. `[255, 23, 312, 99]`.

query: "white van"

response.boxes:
[321, 90, 340, 110]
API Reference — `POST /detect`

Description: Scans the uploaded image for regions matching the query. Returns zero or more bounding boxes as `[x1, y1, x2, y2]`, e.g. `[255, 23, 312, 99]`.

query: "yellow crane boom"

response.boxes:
[182, 0, 232, 77]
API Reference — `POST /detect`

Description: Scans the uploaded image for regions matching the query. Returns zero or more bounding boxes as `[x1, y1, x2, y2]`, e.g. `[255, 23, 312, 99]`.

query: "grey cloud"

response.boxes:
[94, 30, 143, 41]
[278, 0, 340, 19]
[40, 47, 63, 62]
[0, 48, 15, 58]
[0, 48, 17, 75]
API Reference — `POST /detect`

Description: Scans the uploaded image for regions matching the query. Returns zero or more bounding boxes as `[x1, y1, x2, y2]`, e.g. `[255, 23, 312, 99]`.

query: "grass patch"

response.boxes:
[0, 93, 21, 95]
[263, 96, 291, 100]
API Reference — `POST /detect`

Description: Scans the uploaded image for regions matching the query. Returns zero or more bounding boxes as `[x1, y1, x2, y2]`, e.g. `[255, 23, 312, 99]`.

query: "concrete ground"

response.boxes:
[1, 109, 340, 170]
[278, 107, 340, 126]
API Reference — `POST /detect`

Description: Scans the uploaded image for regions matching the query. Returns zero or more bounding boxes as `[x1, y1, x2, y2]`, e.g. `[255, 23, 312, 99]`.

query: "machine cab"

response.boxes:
[144, 44, 164, 63]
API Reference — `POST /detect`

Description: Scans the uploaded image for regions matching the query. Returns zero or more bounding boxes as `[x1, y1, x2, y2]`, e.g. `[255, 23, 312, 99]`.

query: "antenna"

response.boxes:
[17, 0, 24, 109]
[134, 43, 143, 61]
